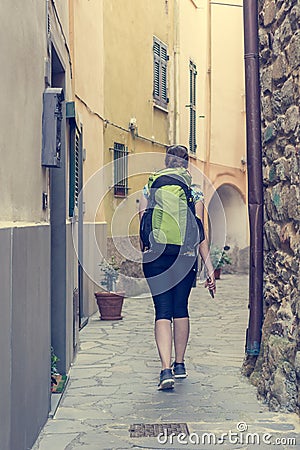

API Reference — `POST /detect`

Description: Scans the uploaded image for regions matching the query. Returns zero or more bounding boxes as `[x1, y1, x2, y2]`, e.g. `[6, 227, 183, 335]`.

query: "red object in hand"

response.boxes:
[206, 277, 215, 298]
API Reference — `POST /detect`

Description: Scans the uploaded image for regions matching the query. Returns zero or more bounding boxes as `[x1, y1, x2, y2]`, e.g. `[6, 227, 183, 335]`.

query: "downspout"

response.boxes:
[243, 0, 264, 356]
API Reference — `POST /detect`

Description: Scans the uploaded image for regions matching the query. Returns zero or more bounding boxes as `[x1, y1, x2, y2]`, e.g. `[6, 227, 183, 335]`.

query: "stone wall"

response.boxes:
[250, 0, 300, 413]
[107, 235, 148, 297]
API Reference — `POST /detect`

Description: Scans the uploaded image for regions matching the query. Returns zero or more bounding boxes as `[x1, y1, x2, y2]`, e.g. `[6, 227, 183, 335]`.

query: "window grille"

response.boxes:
[189, 60, 197, 154]
[113, 143, 129, 197]
[153, 37, 168, 108]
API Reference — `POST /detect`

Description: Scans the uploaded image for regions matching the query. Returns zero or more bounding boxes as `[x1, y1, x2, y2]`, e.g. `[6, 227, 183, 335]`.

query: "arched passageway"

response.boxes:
[208, 184, 249, 272]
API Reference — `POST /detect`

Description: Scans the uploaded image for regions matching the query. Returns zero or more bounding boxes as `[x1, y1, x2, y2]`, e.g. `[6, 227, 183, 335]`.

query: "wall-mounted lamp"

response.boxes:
[129, 117, 137, 132]
[240, 156, 247, 173]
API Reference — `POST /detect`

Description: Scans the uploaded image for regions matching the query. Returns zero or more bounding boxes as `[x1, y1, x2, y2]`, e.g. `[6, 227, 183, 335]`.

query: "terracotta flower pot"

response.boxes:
[214, 268, 221, 280]
[94, 291, 125, 320]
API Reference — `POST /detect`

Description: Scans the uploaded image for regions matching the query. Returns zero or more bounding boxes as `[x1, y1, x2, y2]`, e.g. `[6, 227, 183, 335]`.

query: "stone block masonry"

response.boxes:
[250, 0, 300, 413]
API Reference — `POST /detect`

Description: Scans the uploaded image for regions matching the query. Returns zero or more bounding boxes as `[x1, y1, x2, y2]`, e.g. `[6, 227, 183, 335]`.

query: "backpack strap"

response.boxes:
[149, 174, 193, 204]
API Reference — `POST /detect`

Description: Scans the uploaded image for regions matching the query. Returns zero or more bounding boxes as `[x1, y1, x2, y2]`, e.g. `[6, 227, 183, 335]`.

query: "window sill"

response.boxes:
[153, 102, 169, 113]
[113, 189, 130, 198]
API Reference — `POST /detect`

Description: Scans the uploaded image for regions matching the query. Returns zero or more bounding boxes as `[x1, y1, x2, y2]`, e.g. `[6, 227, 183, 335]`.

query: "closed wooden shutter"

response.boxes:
[153, 37, 168, 108]
[69, 124, 82, 217]
[189, 61, 197, 154]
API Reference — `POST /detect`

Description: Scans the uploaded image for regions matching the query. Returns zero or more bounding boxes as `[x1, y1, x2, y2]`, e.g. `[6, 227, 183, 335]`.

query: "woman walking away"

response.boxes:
[139, 145, 216, 390]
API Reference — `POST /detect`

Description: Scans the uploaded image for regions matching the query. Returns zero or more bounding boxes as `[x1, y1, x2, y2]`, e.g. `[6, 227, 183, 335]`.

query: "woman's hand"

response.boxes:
[205, 275, 216, 298]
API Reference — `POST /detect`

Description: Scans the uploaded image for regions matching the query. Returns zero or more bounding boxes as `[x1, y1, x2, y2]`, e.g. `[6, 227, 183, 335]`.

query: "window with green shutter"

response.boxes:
[189, 60, 197, 154]
[113, 143, 129, 197]
[69, 122, 82, 217]
[153, 37, 168, 108]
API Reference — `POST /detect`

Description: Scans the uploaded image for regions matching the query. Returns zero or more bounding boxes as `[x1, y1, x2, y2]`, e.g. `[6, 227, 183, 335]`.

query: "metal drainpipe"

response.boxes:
[243, 0, 264, 355]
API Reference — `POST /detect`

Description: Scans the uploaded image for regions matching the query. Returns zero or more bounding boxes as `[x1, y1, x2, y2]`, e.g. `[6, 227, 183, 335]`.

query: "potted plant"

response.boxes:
[51, 347, 67, 393]
[51, 346, 59, 390]
[210, 245, 232, 279]
[94, 256, 125, 320]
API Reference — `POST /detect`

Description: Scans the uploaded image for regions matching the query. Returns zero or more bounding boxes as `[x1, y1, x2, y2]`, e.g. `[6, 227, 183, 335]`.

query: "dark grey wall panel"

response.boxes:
[10, 225, 51, 450]
[50, 130, 67, 375]
[66, 223, 76, 368]
[0, 228, 12, 450]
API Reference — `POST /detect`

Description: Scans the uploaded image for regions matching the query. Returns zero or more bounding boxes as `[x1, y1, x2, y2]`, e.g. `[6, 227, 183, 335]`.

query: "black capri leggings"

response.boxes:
[143, 252, 197, 321]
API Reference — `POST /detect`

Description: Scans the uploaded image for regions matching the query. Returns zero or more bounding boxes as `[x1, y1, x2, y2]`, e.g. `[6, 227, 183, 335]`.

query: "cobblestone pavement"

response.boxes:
[32, 274, 300, 449]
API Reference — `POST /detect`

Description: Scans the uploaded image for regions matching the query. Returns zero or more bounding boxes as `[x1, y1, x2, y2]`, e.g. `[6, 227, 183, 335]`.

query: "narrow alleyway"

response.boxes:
[32, 274, 299, 450]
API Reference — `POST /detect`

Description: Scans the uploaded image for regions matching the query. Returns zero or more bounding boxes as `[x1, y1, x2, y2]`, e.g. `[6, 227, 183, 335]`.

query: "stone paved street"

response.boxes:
[32, 274, 300, 449]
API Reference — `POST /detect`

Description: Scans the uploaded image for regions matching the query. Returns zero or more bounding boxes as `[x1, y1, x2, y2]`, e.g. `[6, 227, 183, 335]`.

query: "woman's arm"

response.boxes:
[138, 194, 148, 251]
[195, 201, 216, 294]
[139, 194, 148, 220]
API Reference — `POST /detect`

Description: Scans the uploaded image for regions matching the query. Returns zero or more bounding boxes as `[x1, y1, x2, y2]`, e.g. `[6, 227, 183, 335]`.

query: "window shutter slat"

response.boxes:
[161, 65, 167, 101]
[161, 46, 167, 61]
[154, 61, 160, 97]
[153, 41, 160, 56]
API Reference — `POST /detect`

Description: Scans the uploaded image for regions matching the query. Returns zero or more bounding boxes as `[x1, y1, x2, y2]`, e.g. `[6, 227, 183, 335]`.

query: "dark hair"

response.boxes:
[165, 145, 189, 169]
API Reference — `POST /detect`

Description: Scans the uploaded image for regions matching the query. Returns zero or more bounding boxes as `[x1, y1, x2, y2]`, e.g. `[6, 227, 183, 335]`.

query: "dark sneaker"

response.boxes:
[172, 361, 187, 379]
[158, 369, 175, 390]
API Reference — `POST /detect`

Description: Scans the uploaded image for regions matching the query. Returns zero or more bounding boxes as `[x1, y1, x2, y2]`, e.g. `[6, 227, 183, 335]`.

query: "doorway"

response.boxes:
[208, 184, 249, 272]
[49, 43, 68, 373]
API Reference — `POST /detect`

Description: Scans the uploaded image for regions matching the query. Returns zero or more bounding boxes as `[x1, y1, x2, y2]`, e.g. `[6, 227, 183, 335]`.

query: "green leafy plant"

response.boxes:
[99, 256, 120, 292]
[51, 346, 59, 387]
[210, 245, 232, 270]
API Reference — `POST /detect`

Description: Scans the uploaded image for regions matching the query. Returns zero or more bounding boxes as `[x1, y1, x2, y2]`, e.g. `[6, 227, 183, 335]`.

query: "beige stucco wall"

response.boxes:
[102, 0, 175, 235]
[71, 0, 105, 222]
[0, 0, 73, 224]
[178, 0, 245, 168]
[103, 0, 174, 143]
[177, 0, 208, 156]
[70, 0, 175, 228]
[210, 0, 246, 169]
[209, 1, 248, 251]
[72, 0, 248, 254]
[177, 0, 248, 256]
[177, 0, 246, 191]
[0, 1, 47, 223]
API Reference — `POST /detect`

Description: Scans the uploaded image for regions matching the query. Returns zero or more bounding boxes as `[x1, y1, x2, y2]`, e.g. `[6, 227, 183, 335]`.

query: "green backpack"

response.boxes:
[140, 168, 204, 254]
